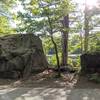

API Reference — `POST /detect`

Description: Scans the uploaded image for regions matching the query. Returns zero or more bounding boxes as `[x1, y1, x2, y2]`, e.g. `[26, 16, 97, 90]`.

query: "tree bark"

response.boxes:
[61, 31, 68, 66]
[84, 3, 90, 53]
[47, 15, 61, 77]
[61, 15, 69, 66]
[50, 35, 61, 77]
[80, 32, 83, 54]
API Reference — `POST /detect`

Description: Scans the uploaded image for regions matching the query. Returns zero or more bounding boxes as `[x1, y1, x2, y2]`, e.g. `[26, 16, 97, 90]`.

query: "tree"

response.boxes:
[15, 0, 74, 76]
[59, 0, 74, 66]
[84, 0, 100, 53]
[0, 0, 16, 35]
[61, 15, 69, 66]
[0, 16, 12, 34]
[84, 2, 90, 53]
[39, 1, 61, 76]
[69, 0, 100, 53]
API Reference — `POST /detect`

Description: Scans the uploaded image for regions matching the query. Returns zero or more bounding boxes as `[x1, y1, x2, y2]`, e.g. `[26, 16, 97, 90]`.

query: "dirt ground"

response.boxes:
[0, 71, 76, 89]
[0, 71, 100, 100]
[0, 70, 100, 89]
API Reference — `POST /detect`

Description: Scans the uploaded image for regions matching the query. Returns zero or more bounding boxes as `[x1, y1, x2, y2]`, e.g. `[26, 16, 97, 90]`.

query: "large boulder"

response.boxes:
[0, 34, 48, 79]
[81, 52, 100, 74]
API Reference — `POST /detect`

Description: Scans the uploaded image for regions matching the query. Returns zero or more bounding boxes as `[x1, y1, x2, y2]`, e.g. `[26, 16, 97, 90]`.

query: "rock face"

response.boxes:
[0, 34, 48, 79]
[81, 53, 100, 74]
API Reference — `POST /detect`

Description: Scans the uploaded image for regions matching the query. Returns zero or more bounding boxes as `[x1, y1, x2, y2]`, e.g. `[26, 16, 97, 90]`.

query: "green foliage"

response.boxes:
[88, 32, 100, 52]
[88, 73, 100, 83]
[0, 16, 15, 35]
[42, 36, 61, 54]
[0, 0, 16, 35]
[47, 54, 57, 66]
[15, 0, 75, 34]
[68, 34, 82, 54]
[68, 56, 80, 70]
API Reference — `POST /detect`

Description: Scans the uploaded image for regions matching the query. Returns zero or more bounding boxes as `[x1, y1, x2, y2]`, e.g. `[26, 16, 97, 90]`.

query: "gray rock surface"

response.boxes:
[0, 34, 48, 78]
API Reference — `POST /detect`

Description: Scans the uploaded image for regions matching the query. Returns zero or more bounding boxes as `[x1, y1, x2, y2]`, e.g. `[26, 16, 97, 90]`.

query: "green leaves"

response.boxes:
[15, 0, 74, 34]
[88, 32, 100, 52]
[0, 16, 15, 34]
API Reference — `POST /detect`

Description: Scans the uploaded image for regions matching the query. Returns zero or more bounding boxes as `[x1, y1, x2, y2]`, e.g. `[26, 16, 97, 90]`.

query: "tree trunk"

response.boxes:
[47, 15, 61, 77]
[84, 3, 89, 53]
[61, 15, 69, 66]
[61, 31, 68, 66]
[80, 32, 83, 54]
[50, 35, 61, 77]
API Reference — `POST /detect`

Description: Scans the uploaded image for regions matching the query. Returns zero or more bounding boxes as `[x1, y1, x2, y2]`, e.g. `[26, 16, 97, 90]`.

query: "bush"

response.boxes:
[88, 73, 100, 83]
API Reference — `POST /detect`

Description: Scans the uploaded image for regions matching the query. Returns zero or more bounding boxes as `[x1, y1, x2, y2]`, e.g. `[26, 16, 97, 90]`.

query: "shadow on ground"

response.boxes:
[66, 75, 100, 100]
[0, 74, 100, 100]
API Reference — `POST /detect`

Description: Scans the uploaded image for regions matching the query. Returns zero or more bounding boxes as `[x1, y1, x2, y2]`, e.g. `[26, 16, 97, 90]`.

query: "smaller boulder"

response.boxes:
[81, 52, 100, 74]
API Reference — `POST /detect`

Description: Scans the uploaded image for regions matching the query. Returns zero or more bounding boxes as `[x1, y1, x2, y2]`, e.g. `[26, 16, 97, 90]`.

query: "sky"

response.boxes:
[73, 0, 99, 10]
[73, 0, 98, 6]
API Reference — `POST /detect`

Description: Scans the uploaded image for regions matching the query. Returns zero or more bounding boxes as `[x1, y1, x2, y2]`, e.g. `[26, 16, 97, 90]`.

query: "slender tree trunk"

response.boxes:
[80, 32, 83, 54]
[47, 15, 61, 77]
[50, 35, 61, 77]
[61, 31, 68, 66]
[84, 2, 89, 53]
[61, 15, 69, 66]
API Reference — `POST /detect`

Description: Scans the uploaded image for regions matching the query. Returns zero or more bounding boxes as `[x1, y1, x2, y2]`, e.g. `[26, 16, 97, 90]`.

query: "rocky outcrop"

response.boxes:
[81, 53, 100, 74]
[0, 34, 48, 79]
